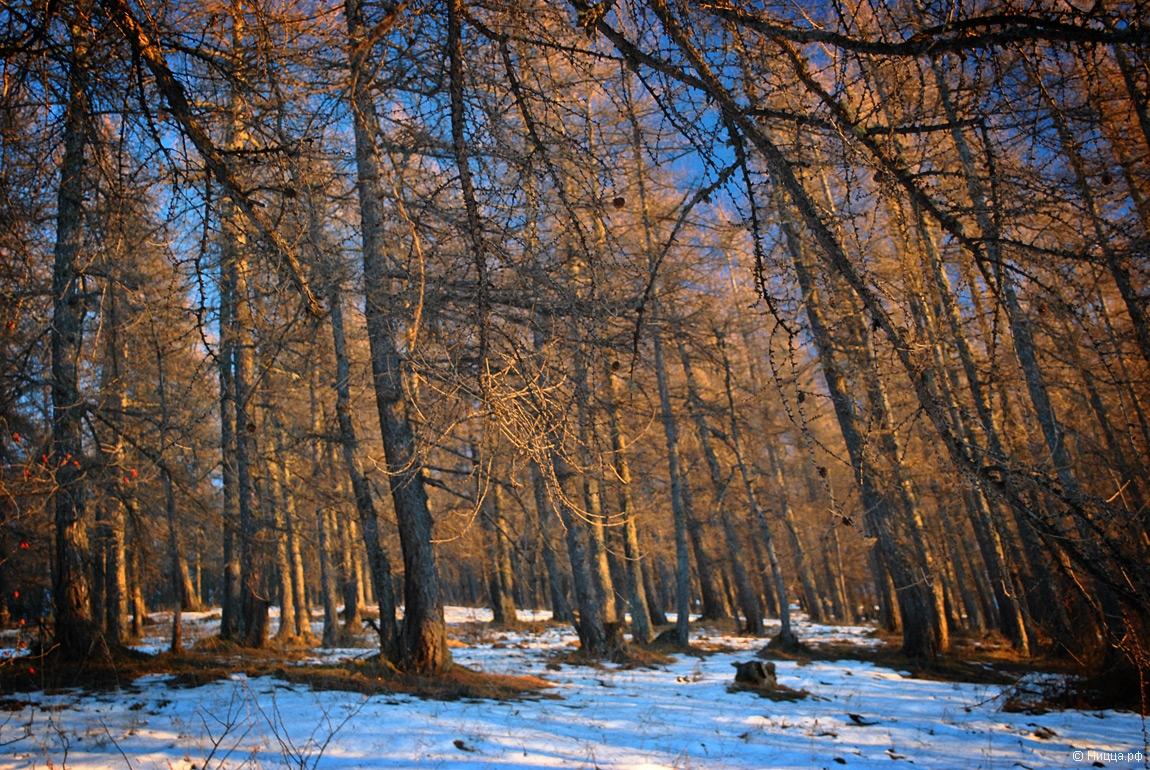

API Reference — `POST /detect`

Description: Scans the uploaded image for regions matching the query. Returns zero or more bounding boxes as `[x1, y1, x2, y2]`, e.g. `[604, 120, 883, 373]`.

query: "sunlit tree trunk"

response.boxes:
[473, 445, 517, 626]
[715, 334, 796, 646]
[344, 0, 448, 673]
[676, 333, 764, 636]
[603, 360, 652, 644]
[50, 0, 96, 658]
[328, 283, 398, 655]
[96, 284, 128, 643]
[783, 197, 941, 657]
[529, 460, 573, 623]
[573, 352, 620, 632]
[270, 426, 298, 642]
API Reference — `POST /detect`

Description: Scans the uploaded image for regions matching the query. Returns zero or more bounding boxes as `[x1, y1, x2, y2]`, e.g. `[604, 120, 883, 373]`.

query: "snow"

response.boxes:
[1, 608, 1145, 769]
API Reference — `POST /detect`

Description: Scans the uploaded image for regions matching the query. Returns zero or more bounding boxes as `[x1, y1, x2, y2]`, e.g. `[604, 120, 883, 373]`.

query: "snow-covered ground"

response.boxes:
[1, 607, 1145, 769]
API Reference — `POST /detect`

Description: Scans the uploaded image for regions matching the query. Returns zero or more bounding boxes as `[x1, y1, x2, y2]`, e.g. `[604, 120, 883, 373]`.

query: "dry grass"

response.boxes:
[277, 659, 556, 701]
[756, 629, 1149, 713]
[759, 637, 1021, 686]
[0, 643, 156, 694]
[0, 636, 554, 703]
[448, 619, 564, 646]
[726, 681, 814, 702]
[547, 642, 676, 670]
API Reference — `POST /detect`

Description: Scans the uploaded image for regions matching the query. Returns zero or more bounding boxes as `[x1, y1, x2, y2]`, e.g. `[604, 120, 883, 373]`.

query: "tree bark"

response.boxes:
[97, 285, 129, 643]
[783, 195, 941, 657]
[217, 232, 242, 641]
[603, 359, 652, 644]
[154, 331, 199, 616]
[328, 283, 398, 655]
[337, 503, 361, 632]
[714, 334, 796, 645]
[473, 446, 517, 626]
[344, 0, 449, 674]
[652, 326, 694, 647]
[270, 433, 298, 642]
[676, 333, 765, 636]
[50, 0, 97, 658]
[529, 461, 573, 623]
[573, 352, 620, 630]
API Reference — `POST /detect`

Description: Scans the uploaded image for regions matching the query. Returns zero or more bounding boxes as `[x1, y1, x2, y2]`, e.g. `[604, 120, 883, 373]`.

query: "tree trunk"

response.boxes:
[713, 334, 796, 645]
[729, 326, 823, 626]
[573, 353, 620, 631]
[642, 558, 669, 626]
[676, 333, 764, 636]
[338, 504, 361, 632]
[316, 503, 341, 646]
[344, 0, 449, 674]
[154, 332, 199, 616]
[128, 518, 147, 641]
[217, 238, 242, 641]
[625, 74, 695, 643]
[328, 284, 398, 655]
[50, 0, 97, 658]
[551, 451, 616, 654]
[230, 248, 265, 648]
[783, 195, 941, 657]
[603, 359, 652, 644]
[856, 319, 950, 654]
[652, 326, 693, 647]
[97, 285, 128, 644]
[163, 467, 183, 653]
[473, 446, 517, 626]
[936, 495, 986, 634]
[529, 461, 573, 623]
[271, 438, 298, 642]
[210, 15, 267, 646]
[307, 379, 341, 646]
[285, 474, 310, 637]
[819, 527, 848, 623]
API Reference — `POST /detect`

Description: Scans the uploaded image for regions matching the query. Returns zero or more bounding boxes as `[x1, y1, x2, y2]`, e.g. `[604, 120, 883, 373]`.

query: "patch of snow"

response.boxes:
[2, 607, 1145, 769]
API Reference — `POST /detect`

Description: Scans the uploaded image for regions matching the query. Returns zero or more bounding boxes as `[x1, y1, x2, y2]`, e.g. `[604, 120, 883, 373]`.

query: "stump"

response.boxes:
[731, 660, 777, 688]
[728, 659, 811, 701]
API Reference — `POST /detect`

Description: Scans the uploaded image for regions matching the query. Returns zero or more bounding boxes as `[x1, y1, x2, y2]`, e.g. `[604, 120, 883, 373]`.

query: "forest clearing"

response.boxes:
[1, 0, 1149, 767]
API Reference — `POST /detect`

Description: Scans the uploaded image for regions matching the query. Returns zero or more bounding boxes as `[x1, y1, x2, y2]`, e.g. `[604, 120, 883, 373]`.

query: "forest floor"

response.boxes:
[0, 607, 1145, 769]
